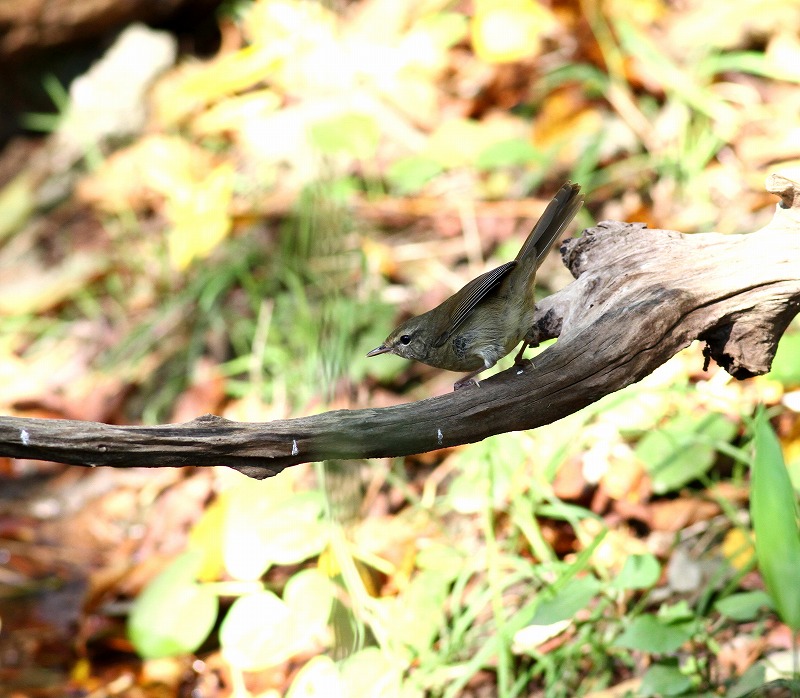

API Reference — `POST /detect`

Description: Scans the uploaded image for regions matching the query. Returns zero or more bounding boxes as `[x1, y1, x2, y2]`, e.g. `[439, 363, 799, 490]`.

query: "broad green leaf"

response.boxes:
[224, 485, 328, 579]
[640, 662, 693, 696]
[386, 156, 443, 195]
[530, 575, 602, 625]
[613, 614, 693, 653]
[309, 113, 380, 159]
[727, 664, 767, 698]
[413, 12, 468, 50]
[389, 570, 451, 655]
[128, 549, 218, 658]
[284, 568, 335, 639]
[635, 412, 737, 493]
[259, 491, 328, 566]
[476, 138, 540, 170]
[767, 332, 800, 386]
[286, 655, 344, 698]
[340, 647, 414, 698]
[219, 591, 293, 670]
[611, 553, 661, 590]
[714, 590, 774, 621]
[222, 477, 294, 580]
[750, 409, 800, 630]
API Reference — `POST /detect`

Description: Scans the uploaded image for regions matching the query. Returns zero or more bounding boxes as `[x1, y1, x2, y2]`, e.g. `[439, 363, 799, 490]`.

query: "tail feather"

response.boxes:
[516, 182, 583, 268]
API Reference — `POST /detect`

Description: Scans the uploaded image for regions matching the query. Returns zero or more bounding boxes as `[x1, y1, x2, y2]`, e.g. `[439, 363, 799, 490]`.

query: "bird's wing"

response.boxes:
[431, 260, 517, 348]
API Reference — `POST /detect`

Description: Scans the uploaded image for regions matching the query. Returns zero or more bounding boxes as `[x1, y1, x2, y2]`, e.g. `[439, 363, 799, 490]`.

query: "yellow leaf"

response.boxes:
[152, 45, 282, 126]
[188, 494, 229, 581]
[0, 173, 35, 241]
[166, 163, 235, 270]
[471, 0, 556, 64]
[190, 89, 282, 137]
[721, 528, 755, 571]
[76, 135, 215, 213]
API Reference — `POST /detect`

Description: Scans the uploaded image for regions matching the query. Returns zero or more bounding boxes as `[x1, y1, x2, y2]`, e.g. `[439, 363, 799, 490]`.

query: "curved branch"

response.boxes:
[1, 175, 799, 479]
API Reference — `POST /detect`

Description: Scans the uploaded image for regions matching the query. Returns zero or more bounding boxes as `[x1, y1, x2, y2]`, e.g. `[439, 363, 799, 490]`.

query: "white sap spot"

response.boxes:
[437, 428, 443, 446]
[291, 439, 299, 456]
[20, 429, 29, 446]
[516, 369, 524, 375]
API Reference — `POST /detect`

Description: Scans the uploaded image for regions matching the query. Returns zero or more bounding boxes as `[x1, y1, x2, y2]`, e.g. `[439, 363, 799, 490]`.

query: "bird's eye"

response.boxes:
[399, 334, 412, 345]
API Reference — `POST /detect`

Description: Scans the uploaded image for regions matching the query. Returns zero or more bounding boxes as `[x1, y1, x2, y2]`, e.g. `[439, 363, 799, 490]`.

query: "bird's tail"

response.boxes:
[516, 182, 584, 268]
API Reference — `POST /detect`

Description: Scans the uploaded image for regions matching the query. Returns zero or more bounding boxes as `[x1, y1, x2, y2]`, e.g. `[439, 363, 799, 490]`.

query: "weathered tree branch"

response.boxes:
[1, 175, 798, 479]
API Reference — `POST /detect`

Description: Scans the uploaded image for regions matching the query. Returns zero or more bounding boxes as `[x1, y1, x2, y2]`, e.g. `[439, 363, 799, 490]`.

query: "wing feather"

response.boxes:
[431, 260, 517, 348]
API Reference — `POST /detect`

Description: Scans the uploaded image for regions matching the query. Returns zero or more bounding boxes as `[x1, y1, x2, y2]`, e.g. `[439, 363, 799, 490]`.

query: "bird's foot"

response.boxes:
[453, 377, 480, 391]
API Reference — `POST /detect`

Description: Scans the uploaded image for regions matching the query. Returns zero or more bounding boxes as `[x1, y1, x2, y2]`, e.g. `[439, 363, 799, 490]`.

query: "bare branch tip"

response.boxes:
[766, 173, 800, 209]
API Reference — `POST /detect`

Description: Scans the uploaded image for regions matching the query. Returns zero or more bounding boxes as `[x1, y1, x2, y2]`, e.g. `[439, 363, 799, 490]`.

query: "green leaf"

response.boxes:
[714, 590, 774, 621]
[635, 412, 737, 493]
[286, 655, 344, 698]
[259, 491, 329, 566]
[386, 156, 443, 195]
[340, 647, 413, 698]
[727, 663, 767, 698]
[750, 408, 800, 630]
[389, 570, 452, 655]
[415, 543, 467, 583]
[220, 591, 294, 670]
[309, 113, 380, 159]
[414, 12, 468, 50]
[611, 553, 661, 590]
[767, 332, 800, 386]
[475, 138, 540, 170]
[128, 550, 218, 658]
[530, 576, 602, 625]
[640, 661, 693, 697]
[657, 600, 695, 624]
[613, 614, 693, 653]
[284, 568, 335, 639]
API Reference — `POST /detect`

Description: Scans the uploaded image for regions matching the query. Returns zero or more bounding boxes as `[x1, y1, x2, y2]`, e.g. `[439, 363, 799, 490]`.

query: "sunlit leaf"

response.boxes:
[166, 162, 235, 270]
[767, 332, 800, 386]
[220, 591, 294, 670]
[286, 655, 345, 698]
[610, 553, 661, 590]
[476, 138, 540, 170]
[750, 408, 800, 630]
[720, 527, 756, 571]
[0, 173, 35, 241]
[386, 156, 443, 195]
[128, 549, 218, 658]
[635, 412, 737, 493]
[309, 113, 380, 159]
[339, 647, 410, 698]
[471, 0, 555, 64]
[284, 568, 335, 639]
[388, 569, 451, 655]
[188, 495, 229, 581]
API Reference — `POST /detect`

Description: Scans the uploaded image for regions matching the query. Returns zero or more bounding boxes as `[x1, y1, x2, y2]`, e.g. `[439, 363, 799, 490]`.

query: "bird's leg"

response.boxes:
[453, 369, 483, 390]
[454, 357, 496, 390]
[512, 341, 530, 365]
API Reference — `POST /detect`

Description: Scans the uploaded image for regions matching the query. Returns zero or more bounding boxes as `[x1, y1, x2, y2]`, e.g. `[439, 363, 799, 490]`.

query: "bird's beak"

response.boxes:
[366, 344, 391, 357]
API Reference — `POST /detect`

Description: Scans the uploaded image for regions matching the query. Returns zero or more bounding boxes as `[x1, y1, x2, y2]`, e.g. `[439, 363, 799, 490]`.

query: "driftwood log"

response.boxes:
[1, 174, 798, 479]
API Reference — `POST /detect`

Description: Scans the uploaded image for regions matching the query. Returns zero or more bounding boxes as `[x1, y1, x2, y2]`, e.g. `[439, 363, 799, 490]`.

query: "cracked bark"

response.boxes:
[0, 174, 798, 479]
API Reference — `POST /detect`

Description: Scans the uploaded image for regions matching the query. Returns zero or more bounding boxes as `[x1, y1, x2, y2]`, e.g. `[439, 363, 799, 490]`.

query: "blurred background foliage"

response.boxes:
[1, 0, 800, 696]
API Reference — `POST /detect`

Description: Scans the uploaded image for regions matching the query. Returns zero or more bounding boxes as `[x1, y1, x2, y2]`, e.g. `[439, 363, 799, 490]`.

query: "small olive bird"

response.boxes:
[367, 182, 583, 389]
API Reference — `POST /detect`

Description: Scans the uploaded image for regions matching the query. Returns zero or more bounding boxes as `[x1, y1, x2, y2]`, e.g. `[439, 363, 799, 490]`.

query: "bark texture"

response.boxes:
[0, 174, 798, 479]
